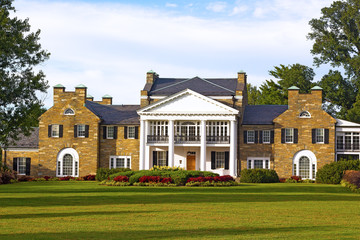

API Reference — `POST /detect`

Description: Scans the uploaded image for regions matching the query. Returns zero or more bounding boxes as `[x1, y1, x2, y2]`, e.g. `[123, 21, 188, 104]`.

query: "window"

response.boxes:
[62, 154, 74, 176]
[299, 111, 310, 118]
[107, 126, 114, 139]
[285, 128, 294, 143]
[215, 152, 225, 169]
[56, 148, 79, 177]
[298, 156, 310, 179]
[51, 124, 60, 137]
[263, 130, 270, 144]
[337, 132, 360, 151]
[293, 150, 317, 179]
[315, 128, 324, 143]
[13, 157, 30, 175]
[128, 126, 135, 139]
[247, 130, 255, 143]
[64, 108, 75, 115]
[77, 124, 86, 137]
[109, 156, 131, 169]
[157, 151, 167, 166]
[247, 158, 270, 169]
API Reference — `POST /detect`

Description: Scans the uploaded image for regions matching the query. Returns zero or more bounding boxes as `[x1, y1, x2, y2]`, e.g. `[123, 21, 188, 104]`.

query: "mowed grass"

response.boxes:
[0, 182, 359, 240]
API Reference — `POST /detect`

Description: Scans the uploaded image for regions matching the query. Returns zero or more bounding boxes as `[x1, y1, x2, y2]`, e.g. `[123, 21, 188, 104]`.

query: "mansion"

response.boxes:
[3, 71, 360, 180]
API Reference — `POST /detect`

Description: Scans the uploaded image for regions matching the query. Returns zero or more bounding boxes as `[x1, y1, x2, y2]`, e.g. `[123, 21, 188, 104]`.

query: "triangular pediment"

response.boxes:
[138, 89, 238, 115]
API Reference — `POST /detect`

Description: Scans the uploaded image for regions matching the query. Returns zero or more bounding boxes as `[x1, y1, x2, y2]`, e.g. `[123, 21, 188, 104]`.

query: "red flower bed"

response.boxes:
[82, 175, 96, 181]
[44, 176, 51, 181]
[114, 176, 129, 182]
[59, 176, 74, 181]
[187, 175, 234, 183]
[139, 176, 172, 183]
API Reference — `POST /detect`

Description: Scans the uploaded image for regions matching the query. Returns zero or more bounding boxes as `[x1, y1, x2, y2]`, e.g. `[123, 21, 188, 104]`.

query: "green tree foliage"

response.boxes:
[247, 83, 261, 105]
[247, 64, 315, 105]
[0, 0, 49, 147]
[308, 0, 360, 122]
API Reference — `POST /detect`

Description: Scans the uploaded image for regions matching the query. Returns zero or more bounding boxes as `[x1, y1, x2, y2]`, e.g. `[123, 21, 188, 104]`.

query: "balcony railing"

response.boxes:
[206, 135, 230, 144]
[336, 143, 360, 152]
[147, 135, 169, 143]
[175, 135, 201, 144]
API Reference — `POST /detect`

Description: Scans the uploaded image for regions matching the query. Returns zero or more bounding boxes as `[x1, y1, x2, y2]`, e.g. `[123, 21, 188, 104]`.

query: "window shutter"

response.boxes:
[281, 129, 285, 143]
[26, 158, 31, 176]
[312, 129, 316, 144]
[124, 126, 128, 139]
[270, 130, 274, 144]
[211, 151, 216, 169]
[166, 151, 169, 166]
[325, 129, 329, 144]
[259, 131, 263, 143]
[74, 125, 78, 138]
[153, 151, 157, 166]
[225, 151, 229, 170]
[243, 131, 247, 144]
[294, 128, 298, 143]
[48, 125, 52, 137]
[103, 126, 107, 139]
[13, 158, 17, 171]
[135, 126, 139, 139]
[59, 125, 63, 138]
[114, 126, 118, 139]
[85, 125, 89, 138]
[255, 131, 258, 144]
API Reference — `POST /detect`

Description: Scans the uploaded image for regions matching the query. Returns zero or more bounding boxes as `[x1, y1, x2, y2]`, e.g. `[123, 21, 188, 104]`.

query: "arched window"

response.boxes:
[64, 108, 75, 115]
[293, 150, 316, 179]
[299, 111, 310, 118]
[57, 148, 79, 177]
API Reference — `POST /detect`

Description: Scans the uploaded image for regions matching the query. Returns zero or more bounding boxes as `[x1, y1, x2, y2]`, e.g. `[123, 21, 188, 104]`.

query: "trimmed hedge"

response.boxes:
[316, 160, 360, 184]
[109, 171, 136, 179]
[95, 168, 131, 181]
[240, 169, 279, 183]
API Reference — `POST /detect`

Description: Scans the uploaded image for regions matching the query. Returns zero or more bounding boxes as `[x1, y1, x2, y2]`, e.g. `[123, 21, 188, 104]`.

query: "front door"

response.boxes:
[187, 154, 196, 170]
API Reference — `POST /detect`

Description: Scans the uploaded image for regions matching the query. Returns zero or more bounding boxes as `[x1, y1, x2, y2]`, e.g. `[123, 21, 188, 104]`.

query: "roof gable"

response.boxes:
[138, 89, 239, 115]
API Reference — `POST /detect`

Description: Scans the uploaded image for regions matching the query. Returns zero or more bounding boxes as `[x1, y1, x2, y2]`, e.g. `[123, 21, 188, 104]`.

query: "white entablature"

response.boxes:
[137, 89, 239, 120]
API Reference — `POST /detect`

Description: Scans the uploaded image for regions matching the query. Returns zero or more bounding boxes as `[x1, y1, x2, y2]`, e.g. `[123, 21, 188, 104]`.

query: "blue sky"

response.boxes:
[13, 0, 334, 108]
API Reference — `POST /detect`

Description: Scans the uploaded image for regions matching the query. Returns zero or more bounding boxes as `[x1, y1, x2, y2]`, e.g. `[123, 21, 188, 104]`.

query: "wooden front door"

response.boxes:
[187, 155, 196, 170]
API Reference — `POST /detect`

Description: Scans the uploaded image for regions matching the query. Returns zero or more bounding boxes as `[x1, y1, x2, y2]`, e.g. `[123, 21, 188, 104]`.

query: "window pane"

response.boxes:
[78, 125, 86, 137]
[248, 160, 252, 169]
[263, 130, 270, 143]
[337, 135, 344, 150]
[157, 152, 167, 166]
[107, 126, 114, 138]
[215, 152, 225, 168]
[116, 158, 125, 168]
[247, 131, 255, 143]
[18, 158, 26, 174]
[299, 156, 310, 179]
[64, 108, 74, 115]
[128, 126, 135, 139]
[63, 154, 73, 176]
[265, 160, 269, 169]
[285, 128, 293, 143]
[52, 125, 59, 137]
[254, 160, 263, 169]
[316, 128, 324, 143]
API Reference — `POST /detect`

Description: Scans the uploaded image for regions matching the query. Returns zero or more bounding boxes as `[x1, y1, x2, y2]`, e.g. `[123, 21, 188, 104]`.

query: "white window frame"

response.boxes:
[56, 148, 79, 177]
[109, 156, 131, 169]
[285, 128, 294, 143]
[128, 126, 135, 139]
[51, 124, 60, 138]
[64, 108, 75, 115]
[315, 128, 324, 144]
[77, 124, 86, 138]
[263, 130, 271, 144]
[15, 157, 27, 175]
[293, 150, 317, 180]
[247, 130, 255, 144]
[107, 126, 115, 139]
[247, 158, 270, 169]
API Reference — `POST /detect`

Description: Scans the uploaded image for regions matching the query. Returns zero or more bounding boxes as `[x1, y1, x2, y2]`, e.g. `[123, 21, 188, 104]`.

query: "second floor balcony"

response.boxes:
[147, 135, 230, 144]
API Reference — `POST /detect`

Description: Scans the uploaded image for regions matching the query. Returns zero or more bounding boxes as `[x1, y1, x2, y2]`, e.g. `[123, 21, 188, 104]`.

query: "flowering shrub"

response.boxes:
[82, 175, 96, 181]
[139, 176, 173, 183]
[59, 176, 75, 181]
[290, 176, 302, 182]
[17, 176, 34, 182]
[114, 175, 129, 182]
[187, 175, 234, 183]
[44, 176, 51, 181]
[150, 165, 184, 171]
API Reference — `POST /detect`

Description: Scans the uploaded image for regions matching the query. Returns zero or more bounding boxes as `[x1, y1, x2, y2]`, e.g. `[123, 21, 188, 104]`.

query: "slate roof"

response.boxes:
[146, 77, 238, 96]
[7, 128, 39, 148]
[85, 101, 140, 125]
[242, 105, 288, 125]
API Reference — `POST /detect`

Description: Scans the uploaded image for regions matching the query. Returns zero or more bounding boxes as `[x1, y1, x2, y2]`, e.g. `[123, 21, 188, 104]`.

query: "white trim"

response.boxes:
[299, 111, 311, 118]
[64, 108, 75, 115]
[109, 156, 131, 169]
[6, 148, 38, 152]
[56, 148, 79, 177]
[142, 95, 243, 100]
[293, 150, 317, 180]
[247, 157, 270, 169]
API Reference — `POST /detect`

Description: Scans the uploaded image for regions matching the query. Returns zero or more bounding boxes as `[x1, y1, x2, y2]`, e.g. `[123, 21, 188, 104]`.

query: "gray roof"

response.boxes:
[85, 101, 140, 125]
[147, 77, 238, 96]
[242, 105, 288, 125]
[7, 128, 39, 148]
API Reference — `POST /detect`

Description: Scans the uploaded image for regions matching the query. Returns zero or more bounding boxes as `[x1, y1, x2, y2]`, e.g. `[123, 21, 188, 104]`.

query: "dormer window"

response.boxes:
[64, 108, 75, 115]
[299, 111, 310, 118]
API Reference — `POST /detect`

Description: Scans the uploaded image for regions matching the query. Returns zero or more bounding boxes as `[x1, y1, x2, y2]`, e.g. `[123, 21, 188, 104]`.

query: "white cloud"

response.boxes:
[206, 1, 227, 13]
[12, 0, 333, 108]
[165, 3, 177, 8]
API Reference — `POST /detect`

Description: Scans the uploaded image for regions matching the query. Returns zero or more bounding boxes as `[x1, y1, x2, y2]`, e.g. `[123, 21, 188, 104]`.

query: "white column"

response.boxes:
[144, 121, 150, 169]
[229, 120, 237, 177]
[139, 119, 146, 170]
[200, 120, 207, 171]
[168, 120, 174, 167]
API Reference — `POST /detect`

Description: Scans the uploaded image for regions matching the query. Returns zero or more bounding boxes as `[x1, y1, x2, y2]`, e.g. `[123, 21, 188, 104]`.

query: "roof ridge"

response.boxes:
[151, 78, 193, 93]
[200, 78, 235, 93]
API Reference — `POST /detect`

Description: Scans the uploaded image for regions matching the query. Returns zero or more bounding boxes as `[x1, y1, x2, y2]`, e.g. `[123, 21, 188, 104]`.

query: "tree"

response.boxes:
[247, 83, 261, 105]
[308, 0, 360, 122]
[0, 0, 50, 147]
[250, 64, 315, 105]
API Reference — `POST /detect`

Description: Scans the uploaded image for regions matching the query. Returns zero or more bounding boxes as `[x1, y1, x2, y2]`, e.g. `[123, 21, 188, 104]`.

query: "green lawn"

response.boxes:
[0, 182, 359, 240]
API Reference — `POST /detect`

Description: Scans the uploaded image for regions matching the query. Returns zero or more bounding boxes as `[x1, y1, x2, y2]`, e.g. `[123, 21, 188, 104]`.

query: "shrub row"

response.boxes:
[239, 169, 279, 183]
[316, 160, 360, 184]
[186, 175, 234, 183]
[96, 168, 131, 181]
[15, 174, 97, 182]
